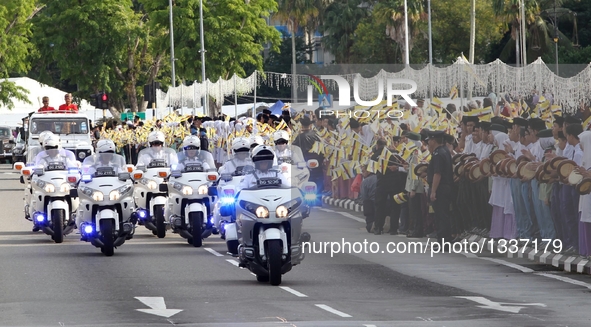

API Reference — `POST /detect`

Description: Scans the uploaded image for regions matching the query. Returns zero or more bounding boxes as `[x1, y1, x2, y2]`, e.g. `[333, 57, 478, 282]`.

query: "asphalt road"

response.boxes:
[1, 164, 590, 326]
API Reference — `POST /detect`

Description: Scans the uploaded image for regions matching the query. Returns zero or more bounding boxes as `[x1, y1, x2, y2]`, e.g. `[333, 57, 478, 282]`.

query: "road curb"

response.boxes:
[321, 195, 591, 275]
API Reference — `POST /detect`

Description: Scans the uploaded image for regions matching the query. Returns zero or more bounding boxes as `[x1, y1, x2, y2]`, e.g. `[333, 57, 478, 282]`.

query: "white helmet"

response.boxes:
[148, 131, 165, 146]
[39, 131, 55, 146]
[232, 137, 251, 154]
[273, 130, 290, 144]
[44, 135, 60, 148]
[182, 135, 201, 150]
[251, 145, 275, 163]
[249, 135, 264, 149]
[97, 139, 116, 153]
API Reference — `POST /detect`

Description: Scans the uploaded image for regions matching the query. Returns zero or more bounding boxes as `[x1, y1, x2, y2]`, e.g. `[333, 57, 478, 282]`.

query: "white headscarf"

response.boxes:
[580, 131, 591, 169]
[539, 136, 555, 150]
[494, 132, 509, 149]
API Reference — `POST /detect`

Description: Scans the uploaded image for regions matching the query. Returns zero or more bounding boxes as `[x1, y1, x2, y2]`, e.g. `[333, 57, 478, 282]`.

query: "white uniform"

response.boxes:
[34, 149, 77, 168]
[137, 147, 179, 167]
[81, 153, 126, 175]
[176, 150, 215, 171]
[218, 157, 253, 175]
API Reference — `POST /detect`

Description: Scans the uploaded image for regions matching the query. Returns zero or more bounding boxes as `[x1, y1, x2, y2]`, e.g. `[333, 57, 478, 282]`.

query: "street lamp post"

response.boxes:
[428, 0, 433, 101]
[199, 0, 208, 116]
[169, 0, 176, 88]
[554, 0, 559, 76]
[403, 0, 409, 65]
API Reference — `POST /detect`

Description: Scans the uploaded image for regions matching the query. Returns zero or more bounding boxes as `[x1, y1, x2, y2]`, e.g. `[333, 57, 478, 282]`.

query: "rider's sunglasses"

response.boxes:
[44, 146, 58, 150]
[101, 150, 115, 154]
[184, 146, 199, 151]
[150, 141, 163, 146]
[274, 140, 288, 145]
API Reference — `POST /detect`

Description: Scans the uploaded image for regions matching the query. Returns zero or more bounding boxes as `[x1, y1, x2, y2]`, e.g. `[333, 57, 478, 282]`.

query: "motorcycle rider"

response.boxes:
[218, 137, 252, 175]
[27, 131, 55, 164]
[272, 130, 306, 166]
[33, 134, 77, 168]
[239, 145, 290, 189]
[249, 134, 278, 166]
[81, 139, 126, 175]
[176, 135, 215, 171]
[137, 130, 178, 167]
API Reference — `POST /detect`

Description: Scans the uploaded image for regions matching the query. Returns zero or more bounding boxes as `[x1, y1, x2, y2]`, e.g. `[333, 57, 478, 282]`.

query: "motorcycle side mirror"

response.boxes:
[33, 168, 44, 176]
[118, 172, 131, 181]
[124, 164, 135, 173]
[171, 170, 182, 178]
[220, 173, 233, 182]
[13, 162, 24, 171]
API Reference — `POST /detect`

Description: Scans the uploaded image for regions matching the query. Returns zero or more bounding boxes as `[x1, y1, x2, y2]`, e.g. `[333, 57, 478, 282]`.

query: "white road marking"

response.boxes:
[226, 259, 239, 267]
[478, 257, 534, 274]
[535, 272, 591, 291]
[204, 247, 224, 257]
[135, 297, 183, 318]
[363, 324, 378, 327]
[317, 208, 365, 223]
[279, 286, 308, 297]
[315, 304, 352, 318]
[454, 296, 546, 313]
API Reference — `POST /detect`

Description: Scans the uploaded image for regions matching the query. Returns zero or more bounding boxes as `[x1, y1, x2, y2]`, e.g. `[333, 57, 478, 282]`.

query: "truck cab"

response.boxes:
[25, 112, 94, 164]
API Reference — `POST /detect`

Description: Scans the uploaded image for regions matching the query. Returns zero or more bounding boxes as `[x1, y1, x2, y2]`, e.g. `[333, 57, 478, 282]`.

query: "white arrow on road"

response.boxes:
[455, 296, 546, 313]
[135, 297, 183, 318]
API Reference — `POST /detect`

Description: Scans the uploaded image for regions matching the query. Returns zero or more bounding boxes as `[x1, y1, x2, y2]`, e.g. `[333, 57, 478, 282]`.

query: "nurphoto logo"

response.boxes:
[306, 74, 418, 108]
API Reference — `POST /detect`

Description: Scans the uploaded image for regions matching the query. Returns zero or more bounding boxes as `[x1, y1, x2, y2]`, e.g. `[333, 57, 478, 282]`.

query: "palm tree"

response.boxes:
[275, 0, 320, 103]
[322, 0, 369, 63]
[373, 0, 427, 64]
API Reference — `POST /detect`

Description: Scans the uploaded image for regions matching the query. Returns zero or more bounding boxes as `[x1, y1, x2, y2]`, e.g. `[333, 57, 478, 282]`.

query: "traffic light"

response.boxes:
[90, 94, 99, 108]
[97, 92, 109, 109]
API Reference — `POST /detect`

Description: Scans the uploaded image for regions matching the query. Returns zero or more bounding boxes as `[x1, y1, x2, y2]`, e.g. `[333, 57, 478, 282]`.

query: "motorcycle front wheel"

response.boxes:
[190, 211, 203, 247]
[154, 205, 166, 238]
[100, 220, 114, 256]
[51, 209, 64, 244]
[267, 240, 282, 286]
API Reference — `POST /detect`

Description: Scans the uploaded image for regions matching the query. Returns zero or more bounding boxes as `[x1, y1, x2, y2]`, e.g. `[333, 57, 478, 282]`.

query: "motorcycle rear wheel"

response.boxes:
[51, 209, 64, 244]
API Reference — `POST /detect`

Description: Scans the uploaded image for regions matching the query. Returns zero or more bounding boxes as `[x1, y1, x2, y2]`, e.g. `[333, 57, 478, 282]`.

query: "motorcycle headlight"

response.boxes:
[92, 191, 104, 202]
[198, 185, 208, 195]
[109, 190, 121, 201]
[182, 185, 193, 195]
[44, 183, 55, 193]
[276, 205, 288, 218]
[147, 180, 158, 190]
[256, 206, 269, 218]
[59, 183, 71, 193]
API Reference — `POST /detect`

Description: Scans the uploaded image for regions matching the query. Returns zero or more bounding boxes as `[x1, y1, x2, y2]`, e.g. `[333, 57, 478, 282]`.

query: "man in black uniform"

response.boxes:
[426, 130, 454, 249]
[293, 115, 324, 205]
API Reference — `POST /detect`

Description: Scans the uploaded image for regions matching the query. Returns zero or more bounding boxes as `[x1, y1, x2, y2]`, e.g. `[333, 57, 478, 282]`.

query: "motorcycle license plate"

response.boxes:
[95, 167, 116, 177]
[148, 159, 167, 168]
[184, 164, 203, 172]
[47, 163, 66, 171]
[279, 158, 293, 165]
[257, 178, 281, 187]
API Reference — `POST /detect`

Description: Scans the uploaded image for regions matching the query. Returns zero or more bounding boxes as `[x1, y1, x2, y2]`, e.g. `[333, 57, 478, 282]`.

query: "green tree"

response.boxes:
[0, 1, 43, 109]
[350, 18, 399, 64]
[321, 0, 369, 63]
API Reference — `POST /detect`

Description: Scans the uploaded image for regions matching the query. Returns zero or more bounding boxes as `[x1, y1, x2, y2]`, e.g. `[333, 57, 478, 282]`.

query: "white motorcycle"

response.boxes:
[234, 166, 312, 286]
[76, 165, 136, 256]
[277, 158, 320, 205]
[212, 164, 249, 242]
[166, 160, 219, 247]
[14, 161, 80, 243]
[132, 148, 176, 238]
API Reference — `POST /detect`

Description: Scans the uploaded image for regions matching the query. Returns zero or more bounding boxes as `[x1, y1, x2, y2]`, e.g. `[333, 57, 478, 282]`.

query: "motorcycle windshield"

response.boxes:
[34, 150, 77, 170]
[81, 153, 126, 176]
[218, 151, 253, 176]
[274, 145, 306, 165]
[137, 147, 178, 168]
[176, 149, 216, 171]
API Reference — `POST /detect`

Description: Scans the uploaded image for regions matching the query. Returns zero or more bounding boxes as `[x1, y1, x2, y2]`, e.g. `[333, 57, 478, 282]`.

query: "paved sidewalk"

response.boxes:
[321, 195, 591, 275]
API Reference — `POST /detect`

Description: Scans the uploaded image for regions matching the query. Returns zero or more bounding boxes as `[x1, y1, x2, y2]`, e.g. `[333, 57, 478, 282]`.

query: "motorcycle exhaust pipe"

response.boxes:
[42, 226, 54, 236]
[144, 221, 157, 231]
[201, 228, 212, 239]
[113, 236, 126, 247]
[179, 229, 193, 240]
[90, 238, 104, 248]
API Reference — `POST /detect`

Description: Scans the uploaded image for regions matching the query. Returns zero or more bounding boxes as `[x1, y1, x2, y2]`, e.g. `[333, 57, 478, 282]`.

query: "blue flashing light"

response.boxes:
[34, 213, 45, 222]
[83, 225, 93, 234]
[220, 197, 235, 205]
[138, 210, 147, 219]
[304, 194, 316, 201]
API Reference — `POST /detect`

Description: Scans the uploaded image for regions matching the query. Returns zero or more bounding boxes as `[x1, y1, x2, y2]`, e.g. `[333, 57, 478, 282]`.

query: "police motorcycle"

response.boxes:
[165, 136, 218, 247]
[212, 137, 254, 251]
[272, 130, 319, 204]
[76, 140, 136, 256]
[19, 131, 54, 225]
[14, 135, 80, 243]
[233, 145, 312, 286]
[132, 131, 178, 238]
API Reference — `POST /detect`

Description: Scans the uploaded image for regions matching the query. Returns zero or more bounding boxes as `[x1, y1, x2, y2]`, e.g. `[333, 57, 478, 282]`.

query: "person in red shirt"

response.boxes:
[38, 96, 56, 112]
[58, 93, 78, 112]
